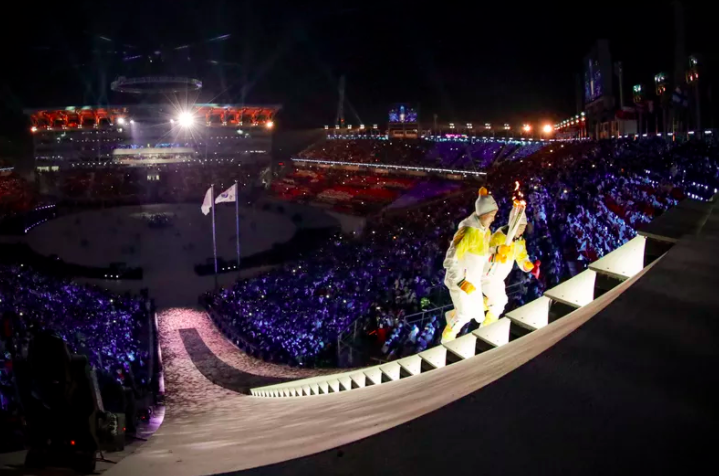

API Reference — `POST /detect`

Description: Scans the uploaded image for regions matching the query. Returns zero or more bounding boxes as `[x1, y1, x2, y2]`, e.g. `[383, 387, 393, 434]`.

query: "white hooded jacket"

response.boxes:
[443, 213, 492, 290]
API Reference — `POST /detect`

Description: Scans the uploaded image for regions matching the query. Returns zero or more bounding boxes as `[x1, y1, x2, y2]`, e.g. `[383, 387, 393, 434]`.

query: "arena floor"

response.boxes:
[22, 200, 347, 307]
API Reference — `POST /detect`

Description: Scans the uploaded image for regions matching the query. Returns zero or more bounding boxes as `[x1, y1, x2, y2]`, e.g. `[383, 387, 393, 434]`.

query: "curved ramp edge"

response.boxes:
[106, 259, 655, 476]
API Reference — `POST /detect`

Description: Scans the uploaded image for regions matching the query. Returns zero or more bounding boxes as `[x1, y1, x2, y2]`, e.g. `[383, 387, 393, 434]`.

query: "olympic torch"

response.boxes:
[487, 182, 526, 276]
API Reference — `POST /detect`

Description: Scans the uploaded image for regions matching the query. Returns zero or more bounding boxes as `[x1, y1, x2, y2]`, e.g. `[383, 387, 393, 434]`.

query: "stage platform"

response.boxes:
[102, 198, 719, 476]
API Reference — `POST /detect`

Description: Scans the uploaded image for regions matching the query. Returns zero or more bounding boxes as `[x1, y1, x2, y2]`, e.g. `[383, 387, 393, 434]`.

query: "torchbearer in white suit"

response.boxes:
[441, 187, 498, 343]
[482, 204, 540, 323]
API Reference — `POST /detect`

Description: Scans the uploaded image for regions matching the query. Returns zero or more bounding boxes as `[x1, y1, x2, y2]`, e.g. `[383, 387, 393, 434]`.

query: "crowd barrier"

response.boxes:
[251, 234, 652, 397]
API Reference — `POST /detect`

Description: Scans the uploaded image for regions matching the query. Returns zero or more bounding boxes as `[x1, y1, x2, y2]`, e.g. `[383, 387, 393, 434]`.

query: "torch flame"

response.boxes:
[514, 181, 520, 191]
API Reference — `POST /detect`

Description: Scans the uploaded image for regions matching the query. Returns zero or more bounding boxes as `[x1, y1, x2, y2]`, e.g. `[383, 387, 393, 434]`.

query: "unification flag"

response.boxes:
[201, 187, 213, 215]
[215, 183, 237, 205]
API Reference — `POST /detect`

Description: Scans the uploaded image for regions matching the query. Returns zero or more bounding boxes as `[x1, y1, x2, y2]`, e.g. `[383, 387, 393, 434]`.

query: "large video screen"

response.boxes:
[389, 105, 418, 123]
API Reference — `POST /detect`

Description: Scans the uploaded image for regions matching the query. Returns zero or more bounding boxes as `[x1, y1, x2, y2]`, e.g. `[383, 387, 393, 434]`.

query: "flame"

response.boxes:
[513, 199, 527, 208]
[514, 181, 520, 191]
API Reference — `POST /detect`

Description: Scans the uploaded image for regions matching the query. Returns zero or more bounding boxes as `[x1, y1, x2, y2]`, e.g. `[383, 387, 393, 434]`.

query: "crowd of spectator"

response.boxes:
[1, 264, 152, 416]
[0, 173, 35, 217]
[208, 137, 719, 366]
[36, 162, 267, 204]
[270, 167, 429, 214]
[299, 137, 548, 171]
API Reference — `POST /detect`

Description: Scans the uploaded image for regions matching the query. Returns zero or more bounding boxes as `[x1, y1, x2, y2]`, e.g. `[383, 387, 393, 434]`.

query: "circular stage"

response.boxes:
[25, 202, 340, 307]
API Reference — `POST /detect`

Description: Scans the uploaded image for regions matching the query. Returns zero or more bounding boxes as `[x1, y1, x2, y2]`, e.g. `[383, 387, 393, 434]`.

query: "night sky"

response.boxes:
[0, 0, 715, 139]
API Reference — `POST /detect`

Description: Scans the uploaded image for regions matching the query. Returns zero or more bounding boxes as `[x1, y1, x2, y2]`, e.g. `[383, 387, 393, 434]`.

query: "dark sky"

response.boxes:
[0, 0, 715, 136]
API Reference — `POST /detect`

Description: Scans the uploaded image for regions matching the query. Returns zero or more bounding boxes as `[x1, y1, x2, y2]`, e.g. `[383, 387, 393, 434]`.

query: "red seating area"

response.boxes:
[271, 168, 418, 213]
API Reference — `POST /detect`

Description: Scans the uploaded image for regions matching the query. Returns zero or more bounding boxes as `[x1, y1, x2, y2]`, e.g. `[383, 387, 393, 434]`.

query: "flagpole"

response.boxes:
[211, 184, 218, 277]
[235, 180, 241, 268]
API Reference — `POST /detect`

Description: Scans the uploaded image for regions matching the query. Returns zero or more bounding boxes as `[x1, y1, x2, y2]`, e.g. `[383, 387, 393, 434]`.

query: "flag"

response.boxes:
[215, 183, 237, 205]
[201, 187, 213, 215]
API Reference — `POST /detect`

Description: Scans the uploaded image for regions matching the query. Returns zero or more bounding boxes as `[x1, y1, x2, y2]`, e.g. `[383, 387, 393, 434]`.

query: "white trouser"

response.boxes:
[446, 285, 484, 339]
[482, 278, 509, 318]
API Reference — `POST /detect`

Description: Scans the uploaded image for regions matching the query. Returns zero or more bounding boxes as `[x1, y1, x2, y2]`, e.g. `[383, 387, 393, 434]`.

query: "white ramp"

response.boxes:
[442, 333, 477, 360]
[589, 235, 646, 280]
[397, 355, 422, 376]
[318, 381, 329, 394]
[472, 317, 511, 347]
[310, 383, 320, 395]
[419, 346, 447, 369]
[545, 269, 597, 308]
[328, 379, 341, 393]
[506, 296, 551, 331]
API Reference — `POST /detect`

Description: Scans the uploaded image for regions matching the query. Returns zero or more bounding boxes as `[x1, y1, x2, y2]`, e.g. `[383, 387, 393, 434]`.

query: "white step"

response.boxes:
[506, 296, 551, 331]
[310, 383, 320, 395]
[339, 375, 353, 391]
[419, 345, 447, 369]
[364, 366, 383, 386]
[589, 235, 646, 280]
[544, 269, 597, 308]
[328, 379, 340, 393]
[442, 333, 477, 360]
[472, 317, 511, 347]
[380, 362, 402, 381]
[397, 355, 423, 376]
[350, 372, 366, 388]
[318, 381, 329, 394]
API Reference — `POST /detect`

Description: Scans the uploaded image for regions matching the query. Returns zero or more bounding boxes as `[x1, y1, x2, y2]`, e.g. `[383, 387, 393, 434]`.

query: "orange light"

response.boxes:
[522, 124, 531, 132]
[542, 124, 553, 134]
[266, 121, 274, 129]
[31, 126, 38, 133]
[70, 440, 76, 446]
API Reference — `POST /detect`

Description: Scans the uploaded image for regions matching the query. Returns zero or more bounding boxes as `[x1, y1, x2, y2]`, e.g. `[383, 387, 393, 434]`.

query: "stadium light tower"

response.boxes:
[116, 117, 126, 126]
[542, 124, 553, 134]
[523, 124, 532, 134]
